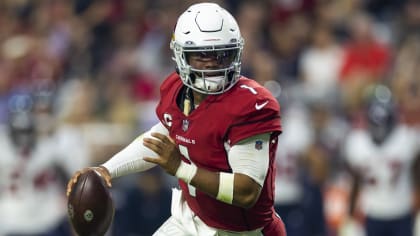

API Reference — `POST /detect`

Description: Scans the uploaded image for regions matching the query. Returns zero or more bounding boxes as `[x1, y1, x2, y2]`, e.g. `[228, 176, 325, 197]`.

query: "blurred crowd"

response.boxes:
[0, 0, 419, 236]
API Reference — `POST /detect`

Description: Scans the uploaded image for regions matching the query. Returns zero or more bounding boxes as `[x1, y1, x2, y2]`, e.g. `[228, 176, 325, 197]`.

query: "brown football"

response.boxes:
[67, 170, 114, 236]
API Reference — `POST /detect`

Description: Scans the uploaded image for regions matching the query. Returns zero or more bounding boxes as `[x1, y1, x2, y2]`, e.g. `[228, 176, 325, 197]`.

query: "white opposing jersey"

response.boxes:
[344, 125, 419, 219]
[0, 125, 88, 234]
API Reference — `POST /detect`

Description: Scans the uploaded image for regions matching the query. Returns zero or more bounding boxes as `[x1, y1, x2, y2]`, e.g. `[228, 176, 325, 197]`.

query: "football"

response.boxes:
[67, 170, 114, 236]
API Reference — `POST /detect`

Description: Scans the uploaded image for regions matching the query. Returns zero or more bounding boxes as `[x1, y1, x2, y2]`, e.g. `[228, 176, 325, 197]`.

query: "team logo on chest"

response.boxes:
[182, 119, 189, 132]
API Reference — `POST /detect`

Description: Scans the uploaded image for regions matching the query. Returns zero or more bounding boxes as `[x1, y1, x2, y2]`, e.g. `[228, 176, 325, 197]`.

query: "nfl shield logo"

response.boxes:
[255, 140, 263, 150]
[182, 119, 189, 131]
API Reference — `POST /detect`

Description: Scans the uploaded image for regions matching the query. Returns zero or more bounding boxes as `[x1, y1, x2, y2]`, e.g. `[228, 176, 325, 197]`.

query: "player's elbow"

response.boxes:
[234, 177, 262, 209]
[235, 189, 260, 209]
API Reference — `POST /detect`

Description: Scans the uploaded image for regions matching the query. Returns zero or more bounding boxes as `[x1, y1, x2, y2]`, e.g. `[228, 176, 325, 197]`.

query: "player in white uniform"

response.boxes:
[0, 95, 87, 235]
[344, 85, 419, 236]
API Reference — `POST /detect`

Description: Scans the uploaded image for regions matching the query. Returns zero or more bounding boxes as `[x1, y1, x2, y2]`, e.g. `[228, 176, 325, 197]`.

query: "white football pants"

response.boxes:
[153, 188, 263, 236]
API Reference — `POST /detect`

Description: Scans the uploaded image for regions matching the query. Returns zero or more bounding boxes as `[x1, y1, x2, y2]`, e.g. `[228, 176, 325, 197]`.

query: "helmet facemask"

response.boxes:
[178, 45, 242, 94]
[364, 84, 396, 145]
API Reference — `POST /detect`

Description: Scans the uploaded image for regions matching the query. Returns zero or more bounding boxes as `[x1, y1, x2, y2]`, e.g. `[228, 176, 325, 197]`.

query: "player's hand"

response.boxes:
[66, 166, 112, 197]
[143, 132, 181, 176]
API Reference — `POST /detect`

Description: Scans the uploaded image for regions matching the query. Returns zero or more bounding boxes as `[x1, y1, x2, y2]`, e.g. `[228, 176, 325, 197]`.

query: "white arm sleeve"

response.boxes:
[101, 122, 169, 178]
[228, 133, 270, 186]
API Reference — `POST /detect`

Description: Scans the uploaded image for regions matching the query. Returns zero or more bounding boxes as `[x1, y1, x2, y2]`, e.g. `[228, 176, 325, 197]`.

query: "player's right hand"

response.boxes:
[143, 132, 181, 176]
[66, 166, 112, 197]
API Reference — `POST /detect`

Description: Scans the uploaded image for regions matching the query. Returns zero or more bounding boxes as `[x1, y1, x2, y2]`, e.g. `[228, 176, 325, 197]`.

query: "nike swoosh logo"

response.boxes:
[255, 101, 269, 110]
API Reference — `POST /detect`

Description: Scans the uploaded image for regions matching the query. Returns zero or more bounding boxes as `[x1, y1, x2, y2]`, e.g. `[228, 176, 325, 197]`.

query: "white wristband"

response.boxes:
[175, 161, 197, 184]
[217, 172, 234, 204]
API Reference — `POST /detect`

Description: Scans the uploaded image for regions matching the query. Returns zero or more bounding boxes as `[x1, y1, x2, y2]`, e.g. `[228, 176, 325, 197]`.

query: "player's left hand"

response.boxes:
[143, 132, 182, 176]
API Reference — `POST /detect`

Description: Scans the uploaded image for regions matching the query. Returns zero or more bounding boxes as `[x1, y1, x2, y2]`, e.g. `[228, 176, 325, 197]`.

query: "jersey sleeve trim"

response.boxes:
[224, 115, 282, 146]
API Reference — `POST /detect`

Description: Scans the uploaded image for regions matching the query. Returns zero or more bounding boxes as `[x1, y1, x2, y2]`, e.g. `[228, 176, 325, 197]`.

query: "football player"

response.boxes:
[67, 3, 286, 236]
[343, 85, 419, 236]
[0, 94, 80, 235]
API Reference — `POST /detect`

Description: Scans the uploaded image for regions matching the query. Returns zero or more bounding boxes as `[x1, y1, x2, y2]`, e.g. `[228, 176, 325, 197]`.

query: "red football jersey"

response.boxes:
[156, 72, 283, 232]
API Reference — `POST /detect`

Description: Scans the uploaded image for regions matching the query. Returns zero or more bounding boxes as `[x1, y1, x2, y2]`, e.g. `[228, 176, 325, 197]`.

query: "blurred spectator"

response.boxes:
[392, 0, 420, 46]
[249, 50, 282, 99]
[339, 12, 391, 115]
[364, 0, 404, 22]
[391, 35, 420, 127]
[299, 23, 343, 103]
[268, 14, 310, 83]
[235, 1, 269, 76]
[0, 73, 13, 124]
[54, 79, 134, 166]
[269, 0, 317, 24]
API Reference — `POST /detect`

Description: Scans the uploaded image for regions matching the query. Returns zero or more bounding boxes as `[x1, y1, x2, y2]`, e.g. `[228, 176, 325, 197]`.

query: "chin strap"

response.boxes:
[183, 98, 191, 116]
[183, 88, 192, 116]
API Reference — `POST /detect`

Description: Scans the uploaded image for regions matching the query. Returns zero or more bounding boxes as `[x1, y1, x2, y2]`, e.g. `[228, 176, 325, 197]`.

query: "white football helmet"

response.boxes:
[170, 3, 244, 94]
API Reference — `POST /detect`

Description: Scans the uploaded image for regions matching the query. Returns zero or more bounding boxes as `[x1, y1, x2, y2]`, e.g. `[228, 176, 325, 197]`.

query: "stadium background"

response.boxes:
[0, 0, 419, 235]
